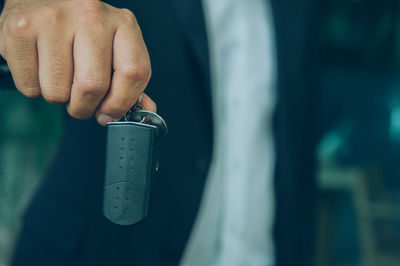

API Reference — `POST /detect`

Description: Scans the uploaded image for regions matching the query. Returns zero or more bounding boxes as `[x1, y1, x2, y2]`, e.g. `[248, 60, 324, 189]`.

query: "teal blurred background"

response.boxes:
[315, 0, 400, 265]
[0, 94, 62, 266]
[1, 0, 400, 266]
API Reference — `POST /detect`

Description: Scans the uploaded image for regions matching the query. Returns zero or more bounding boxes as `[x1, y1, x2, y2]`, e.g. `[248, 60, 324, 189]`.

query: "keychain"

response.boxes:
[103, 95, 167, 225]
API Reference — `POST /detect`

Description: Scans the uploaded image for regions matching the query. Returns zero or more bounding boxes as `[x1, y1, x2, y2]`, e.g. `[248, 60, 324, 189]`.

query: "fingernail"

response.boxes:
[97, 114, 116, 126]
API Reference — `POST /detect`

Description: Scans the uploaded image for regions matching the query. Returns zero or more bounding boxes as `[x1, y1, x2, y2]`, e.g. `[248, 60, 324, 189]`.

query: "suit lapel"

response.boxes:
[167, 0, 212, 103]
[269, 1, 320, 265]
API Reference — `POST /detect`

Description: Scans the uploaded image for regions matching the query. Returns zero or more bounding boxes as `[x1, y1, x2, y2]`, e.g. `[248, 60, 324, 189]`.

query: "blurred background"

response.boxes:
[1, 0, 400, 266]
[315, 0, 400, 265]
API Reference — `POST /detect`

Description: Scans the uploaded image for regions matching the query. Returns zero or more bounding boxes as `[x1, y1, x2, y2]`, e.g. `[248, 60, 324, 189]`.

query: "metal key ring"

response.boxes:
[133, 94, 144, 110]
[130, 110, 168, 136]
[123, 94, 144, 121]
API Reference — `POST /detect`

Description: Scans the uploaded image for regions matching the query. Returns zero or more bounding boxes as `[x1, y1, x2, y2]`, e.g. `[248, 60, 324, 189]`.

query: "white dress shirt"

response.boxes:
[180, 0, 277, 265]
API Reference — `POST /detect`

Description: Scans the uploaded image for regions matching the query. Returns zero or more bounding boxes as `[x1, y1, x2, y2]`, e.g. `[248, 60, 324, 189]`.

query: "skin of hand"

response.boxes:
[0, 0, 156, 126]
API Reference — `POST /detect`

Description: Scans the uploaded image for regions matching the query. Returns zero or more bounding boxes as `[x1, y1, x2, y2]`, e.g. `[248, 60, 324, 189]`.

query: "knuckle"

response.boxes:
[108, 104, 127, 117]
[42, 87, 70, 104]
[67, 108, 91, 120]
[5, 16, 31, 37]
[18, 86, 41, 98]
[39, 6, 64, 25]
[100, 105, 126, 119]
[119, 9, 137, 24]
[120, 62, 151, 81]
[75, 79, 108, 97]
[78, 0, 105, 23]
[81, 0, 104, 11]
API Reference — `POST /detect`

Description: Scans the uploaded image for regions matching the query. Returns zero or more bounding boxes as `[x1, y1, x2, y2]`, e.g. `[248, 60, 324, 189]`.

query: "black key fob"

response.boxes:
[103, 110, 167, 226]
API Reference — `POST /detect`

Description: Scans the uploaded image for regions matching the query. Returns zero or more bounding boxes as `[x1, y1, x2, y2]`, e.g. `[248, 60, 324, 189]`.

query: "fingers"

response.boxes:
[37, 24, 73, 104]
[1, 3, 155, 126]
[3, 18, 41, 97]
[67, 25, 113, 119]
[96, 12, 151, 125]
[96, 93, 156, 125]
[141, 93, 157, 112]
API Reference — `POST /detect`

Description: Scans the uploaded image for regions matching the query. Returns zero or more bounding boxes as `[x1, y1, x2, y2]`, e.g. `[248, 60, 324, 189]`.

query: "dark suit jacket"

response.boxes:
[5, 0, 321, 265]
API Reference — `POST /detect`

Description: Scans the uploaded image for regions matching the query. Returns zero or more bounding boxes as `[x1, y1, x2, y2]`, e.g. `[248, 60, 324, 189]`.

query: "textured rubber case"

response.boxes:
[103, 122, 157, 226]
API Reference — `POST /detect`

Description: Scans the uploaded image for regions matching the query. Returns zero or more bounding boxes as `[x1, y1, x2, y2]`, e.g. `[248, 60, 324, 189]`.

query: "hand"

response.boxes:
[0, 0, 156, 125]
